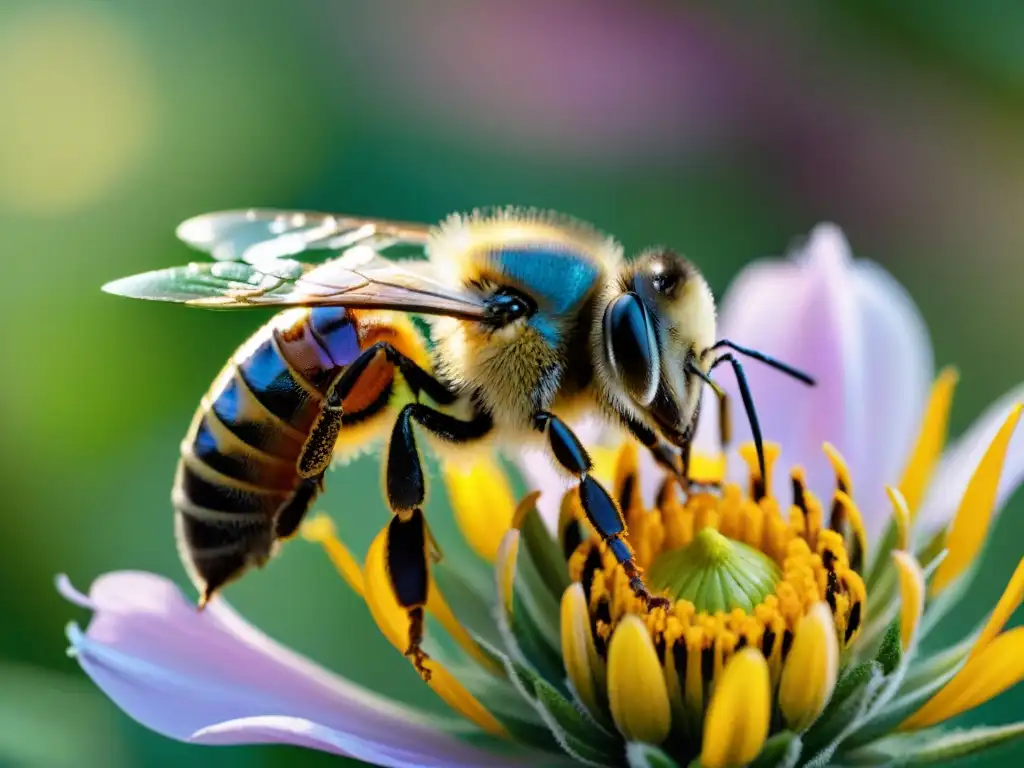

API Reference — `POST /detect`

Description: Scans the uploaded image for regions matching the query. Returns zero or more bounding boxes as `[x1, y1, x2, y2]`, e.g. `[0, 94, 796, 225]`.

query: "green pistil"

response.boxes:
[647, 528, 782, 613]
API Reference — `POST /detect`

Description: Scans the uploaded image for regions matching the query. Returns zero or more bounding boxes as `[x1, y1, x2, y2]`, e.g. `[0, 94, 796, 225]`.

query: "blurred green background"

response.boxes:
[1, 1, 1022, 766]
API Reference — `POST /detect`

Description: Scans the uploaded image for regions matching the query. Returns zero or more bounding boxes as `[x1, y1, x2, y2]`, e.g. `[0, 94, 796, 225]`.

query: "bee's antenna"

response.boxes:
[709, 353, 765, 482]
[685, 361, 732, 446]
[709, 339, 815, 386]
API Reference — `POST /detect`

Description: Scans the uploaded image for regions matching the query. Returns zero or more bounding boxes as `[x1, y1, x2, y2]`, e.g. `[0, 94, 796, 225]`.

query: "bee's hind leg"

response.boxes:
[385, 402, 494, 681]
[533, 411, 671, 611]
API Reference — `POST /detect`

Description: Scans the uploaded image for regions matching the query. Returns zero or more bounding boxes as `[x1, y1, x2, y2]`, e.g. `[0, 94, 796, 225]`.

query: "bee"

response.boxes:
[104, 207, 813, 679]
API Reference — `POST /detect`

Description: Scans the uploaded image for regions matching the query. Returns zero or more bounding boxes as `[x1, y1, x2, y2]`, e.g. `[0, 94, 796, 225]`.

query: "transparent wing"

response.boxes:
[102, 247, 487, 320]
[175, 209, 431, 264]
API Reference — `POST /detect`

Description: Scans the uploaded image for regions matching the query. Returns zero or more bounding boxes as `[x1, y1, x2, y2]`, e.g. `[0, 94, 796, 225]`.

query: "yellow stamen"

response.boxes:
[902, 626, 1024, 730]
[590, 444, 618, 489]
[607, 614, 672, 744]
[891, 551, 925, 651]
[885, 486, 912, 551]
[931, 404, 1023, 595]
[443, 456, 516, 563]
[701, 648, 771, 768]
[900, 367, 959, 516]
[301, 513, 365, 596]
[778, 602, 839, 731]
[613, 441, 643, 526]
[738, 441, 781, 498]
[560, 584, 606, 717]
[689, 451, 727, 486]
[972, 556, 1024, 660]
[833, 490, 868, 573]
[361, 526, 506, 736]
[823, 442, 853, 497]
[511, 491, 542, 530]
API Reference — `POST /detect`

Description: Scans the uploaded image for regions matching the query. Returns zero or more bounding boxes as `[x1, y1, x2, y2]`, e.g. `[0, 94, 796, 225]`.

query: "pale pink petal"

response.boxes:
[698, 225, 864, 510]
[847, 259, 933, 540]
[916, 384, 1024, 540]
[60, 571, 524, 766]
[192, 716, 528, 767]
[696, 224, 932, 543]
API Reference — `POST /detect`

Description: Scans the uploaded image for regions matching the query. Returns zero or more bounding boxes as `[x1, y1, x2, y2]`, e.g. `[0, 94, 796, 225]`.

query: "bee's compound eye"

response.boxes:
[484, 287, 535, 326]
[603, 292, 661, 407]
[652, 272, 678, 295]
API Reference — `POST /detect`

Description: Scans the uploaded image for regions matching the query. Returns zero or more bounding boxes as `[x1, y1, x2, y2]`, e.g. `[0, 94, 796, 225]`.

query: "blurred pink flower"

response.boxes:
[330, 1, 764, 164]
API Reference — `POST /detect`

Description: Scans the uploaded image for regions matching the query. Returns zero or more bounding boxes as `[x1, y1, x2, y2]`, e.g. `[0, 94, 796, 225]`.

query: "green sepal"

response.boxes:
[864, 518, 899, 594]
[899, 639, 970, 695]
[518, 502, 571, 597]
[469, 637, 565, 753]
[801, 661, 885, 765]
[876, 619, 902, 675]
[509, 590, 566, 686]
[494, 639, 621, 766]
[749, 731, 802, 768]
[843, 642, 969, 751]
[493, 536, 568, 691]
[533, 677, 621, 765]
[565, 677, 616, 733]
[626, 742, 682, 768]
[919, 567, 971, 640]
[843, 722, 1024, 766]
[443, 660, 545, 726]
[433, 560, 504, 649]
[515, 540, 563, 650]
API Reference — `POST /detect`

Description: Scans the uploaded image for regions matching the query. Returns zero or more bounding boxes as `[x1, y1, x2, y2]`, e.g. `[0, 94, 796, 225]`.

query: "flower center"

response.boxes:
[647, 527, 782, 613]
[565, 442, 867, 689]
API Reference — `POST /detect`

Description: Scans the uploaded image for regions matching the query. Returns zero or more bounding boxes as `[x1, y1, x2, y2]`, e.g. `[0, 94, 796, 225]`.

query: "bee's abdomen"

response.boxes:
[175, 307, 364, 597]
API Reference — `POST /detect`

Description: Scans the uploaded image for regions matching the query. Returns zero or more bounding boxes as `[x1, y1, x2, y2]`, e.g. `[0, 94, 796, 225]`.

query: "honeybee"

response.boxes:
[104, 207, 813, 679]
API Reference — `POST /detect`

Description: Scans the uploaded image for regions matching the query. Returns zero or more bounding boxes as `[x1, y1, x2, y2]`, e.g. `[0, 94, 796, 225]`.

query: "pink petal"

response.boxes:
[847, 259, 933, 540]
[696, 224, 932, 543]
[60, 571, 525, 766]
[915, 385, 1024, 540]
[192, 716, 528, 767]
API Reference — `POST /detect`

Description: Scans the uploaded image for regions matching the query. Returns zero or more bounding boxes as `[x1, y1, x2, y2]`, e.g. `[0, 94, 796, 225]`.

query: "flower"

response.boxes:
[62, 224, 1024, 766]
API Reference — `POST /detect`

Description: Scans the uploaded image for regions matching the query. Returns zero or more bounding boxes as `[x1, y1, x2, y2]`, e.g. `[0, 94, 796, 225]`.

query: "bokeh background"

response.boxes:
[1, 1, 1022, 766]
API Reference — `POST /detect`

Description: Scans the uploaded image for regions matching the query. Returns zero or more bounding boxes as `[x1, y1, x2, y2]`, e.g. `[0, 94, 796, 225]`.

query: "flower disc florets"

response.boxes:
[569, 442, 866, 674]
[557, 441, 863, 760]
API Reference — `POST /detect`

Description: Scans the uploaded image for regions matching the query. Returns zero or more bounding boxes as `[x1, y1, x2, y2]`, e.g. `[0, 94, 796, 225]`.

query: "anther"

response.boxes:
[791, 470, 808, 513]
[845, 602, 862, 643]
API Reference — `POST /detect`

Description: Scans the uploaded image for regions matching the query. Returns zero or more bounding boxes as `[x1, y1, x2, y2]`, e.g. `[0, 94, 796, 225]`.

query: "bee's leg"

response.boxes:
[385, 402, 494, 680]
[290, 340, 484, 681]
[295, 341, 461, 482]
[386, 507, 431, 680]
[533, 411, 671, 611]
[617, 411, 686, 482]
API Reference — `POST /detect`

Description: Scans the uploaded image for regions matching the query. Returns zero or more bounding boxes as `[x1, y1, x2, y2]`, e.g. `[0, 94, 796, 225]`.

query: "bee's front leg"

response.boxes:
[532, 411, 670, 611]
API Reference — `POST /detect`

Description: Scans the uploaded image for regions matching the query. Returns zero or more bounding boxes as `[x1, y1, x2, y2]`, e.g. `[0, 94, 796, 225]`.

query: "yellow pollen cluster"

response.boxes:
[565, 441, 867, 694]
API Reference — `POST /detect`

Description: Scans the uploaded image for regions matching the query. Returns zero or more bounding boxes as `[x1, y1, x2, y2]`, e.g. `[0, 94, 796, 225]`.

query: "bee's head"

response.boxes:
[601, 249, 716, 442]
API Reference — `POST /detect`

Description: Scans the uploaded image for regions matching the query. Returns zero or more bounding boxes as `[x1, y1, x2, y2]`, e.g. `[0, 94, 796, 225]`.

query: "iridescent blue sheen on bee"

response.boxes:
[489, 247, 601, 341]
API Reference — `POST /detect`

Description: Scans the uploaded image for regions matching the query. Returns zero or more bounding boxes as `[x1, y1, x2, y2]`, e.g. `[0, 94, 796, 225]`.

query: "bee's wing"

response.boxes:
[103, 247, 487, 320]
[175, 209, 431, 264]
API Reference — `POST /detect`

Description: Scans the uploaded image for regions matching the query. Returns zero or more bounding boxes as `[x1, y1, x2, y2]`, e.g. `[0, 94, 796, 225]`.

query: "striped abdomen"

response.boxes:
[174, 306, 418, 601]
